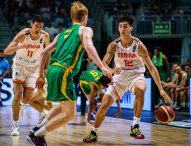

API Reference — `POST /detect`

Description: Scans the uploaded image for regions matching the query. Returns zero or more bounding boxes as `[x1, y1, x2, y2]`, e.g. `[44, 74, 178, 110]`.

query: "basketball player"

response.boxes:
[4, 15, 50, 136]
[80, 69, 121, 124]
[27, 2, 112, 145]
[83, 16, 172, 143]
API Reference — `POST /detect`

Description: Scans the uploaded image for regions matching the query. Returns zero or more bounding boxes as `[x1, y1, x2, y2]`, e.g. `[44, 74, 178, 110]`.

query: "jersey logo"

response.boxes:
[118, 53, 137, 58]
[64, 34, 69, 39]
[132, 45, 136, 52]
[40, 38, 43, 44]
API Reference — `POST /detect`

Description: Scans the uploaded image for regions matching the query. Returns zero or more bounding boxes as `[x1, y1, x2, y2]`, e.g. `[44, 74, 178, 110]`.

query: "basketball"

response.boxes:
[155, 105, 175, 124]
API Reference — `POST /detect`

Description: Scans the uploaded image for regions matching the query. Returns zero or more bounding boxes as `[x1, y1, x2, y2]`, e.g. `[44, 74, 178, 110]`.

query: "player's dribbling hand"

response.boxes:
[160, 90, 173, 103]
[101, 67, 112, 78]
[36, 77, 45, 89]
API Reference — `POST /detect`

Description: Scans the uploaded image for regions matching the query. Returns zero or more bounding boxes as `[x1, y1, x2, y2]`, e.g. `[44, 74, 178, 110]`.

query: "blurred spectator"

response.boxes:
[173, 65, 188, 111]
[152, 46, 171, 81]
[44, 21, 58, 40]
[176, 64, 191, 111]
[56, 23, 65, 34]
[0, 51, 10, 106]
[152, 46, 171, 108]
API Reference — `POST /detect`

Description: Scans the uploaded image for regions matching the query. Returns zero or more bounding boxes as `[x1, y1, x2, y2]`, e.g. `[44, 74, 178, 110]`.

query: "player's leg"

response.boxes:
[27, 102, 76, 146]
[87, 95, 97, 124]
[27, 66, 76, 145]
[11, 82, 24, 136]
[130, 79, 146, 139]
[79, 82, 95, 123]
[29, 89, 47, 117]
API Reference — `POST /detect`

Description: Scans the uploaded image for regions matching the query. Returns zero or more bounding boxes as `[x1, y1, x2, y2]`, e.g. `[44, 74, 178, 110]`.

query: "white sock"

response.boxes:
[34, 126, 47, 137]
[133, 116, 140, 126]
[37, 118, 48, 128]
[13, 120, 19, 127]
[93, 127, 99, 133]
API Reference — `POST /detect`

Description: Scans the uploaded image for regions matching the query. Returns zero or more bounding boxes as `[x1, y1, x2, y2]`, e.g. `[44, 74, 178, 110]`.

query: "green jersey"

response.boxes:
[50, 24, 84, 75]
[80, 69, 103, 95]
[47, 24, 84, 102]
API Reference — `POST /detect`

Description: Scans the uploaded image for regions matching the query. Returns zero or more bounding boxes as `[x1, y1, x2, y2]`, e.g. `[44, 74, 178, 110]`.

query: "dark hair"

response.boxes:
[32, 15, 44, 23]
[117, 16, 134, 26]
[100, 75, 111, 87]
[154, 46, 161, 51]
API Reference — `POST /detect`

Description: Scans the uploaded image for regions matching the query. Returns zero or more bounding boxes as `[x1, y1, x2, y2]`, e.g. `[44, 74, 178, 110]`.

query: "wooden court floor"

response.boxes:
[0, 106, 190, 146]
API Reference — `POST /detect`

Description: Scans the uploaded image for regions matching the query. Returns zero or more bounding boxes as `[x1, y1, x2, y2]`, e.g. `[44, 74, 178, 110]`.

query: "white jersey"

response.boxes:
[114, 39, 145, 74]
[13, 28, 46, 67]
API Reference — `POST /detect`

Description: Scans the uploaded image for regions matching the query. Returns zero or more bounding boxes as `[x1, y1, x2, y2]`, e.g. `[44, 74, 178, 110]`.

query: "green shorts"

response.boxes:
[80, 80, 91, 96]
[46, 65, 76, 102]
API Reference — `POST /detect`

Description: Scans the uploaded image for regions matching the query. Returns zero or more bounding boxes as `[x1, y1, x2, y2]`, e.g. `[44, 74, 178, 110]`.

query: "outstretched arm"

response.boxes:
[81, 27, 112, 78]
[138, 42, 172, 103]
[4, 30, 25, 55]
[36, 34, 58, 88]
[102, 42, 120, 74]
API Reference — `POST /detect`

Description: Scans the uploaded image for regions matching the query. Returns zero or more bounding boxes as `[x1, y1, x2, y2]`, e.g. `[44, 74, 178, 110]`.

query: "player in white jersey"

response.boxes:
[4, 15, 50, 136]
[83, 16, 173, 143]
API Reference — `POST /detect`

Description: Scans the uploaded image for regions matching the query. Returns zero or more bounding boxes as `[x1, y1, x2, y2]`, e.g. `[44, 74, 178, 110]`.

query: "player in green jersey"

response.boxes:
[80, 69, 121, 124]
[27, 1, 112, 145]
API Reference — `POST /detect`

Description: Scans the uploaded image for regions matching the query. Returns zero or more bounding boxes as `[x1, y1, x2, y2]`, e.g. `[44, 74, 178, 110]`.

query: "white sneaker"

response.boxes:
[11, 125, 19, 136]
[19, 103, 25, 117]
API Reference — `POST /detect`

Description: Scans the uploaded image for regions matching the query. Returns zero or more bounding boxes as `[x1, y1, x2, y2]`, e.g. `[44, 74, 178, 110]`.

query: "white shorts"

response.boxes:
[97, 89, 105, 95]
[105, 71, 146, 101]
[12, 62, 39, 89]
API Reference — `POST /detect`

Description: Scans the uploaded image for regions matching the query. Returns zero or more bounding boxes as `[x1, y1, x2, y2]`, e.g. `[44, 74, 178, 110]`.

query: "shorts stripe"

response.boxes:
[80, 80, 88, 96]
[61, 69, 72, 101]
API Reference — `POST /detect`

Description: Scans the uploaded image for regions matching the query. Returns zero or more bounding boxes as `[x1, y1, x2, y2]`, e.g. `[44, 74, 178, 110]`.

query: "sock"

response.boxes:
[37, 118, 48, 128]
[13, 120, 19, 127]
[34, 126, 47, 137]
[133, 116, 140, 126]
[93, 127, 99, 133]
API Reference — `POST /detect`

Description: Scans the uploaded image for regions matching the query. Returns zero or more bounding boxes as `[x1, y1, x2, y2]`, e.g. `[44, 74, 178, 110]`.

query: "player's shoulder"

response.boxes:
[108, 38, 120, 48]
[40, 30, 49, 37]
[14, 28, 28, 40]
[80, 26, 92, 32]
[132, 36, 141, 44]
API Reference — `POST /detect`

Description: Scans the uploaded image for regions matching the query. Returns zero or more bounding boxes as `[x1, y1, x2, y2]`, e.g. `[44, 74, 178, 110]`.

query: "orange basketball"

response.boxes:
[155, 105, 175, 124]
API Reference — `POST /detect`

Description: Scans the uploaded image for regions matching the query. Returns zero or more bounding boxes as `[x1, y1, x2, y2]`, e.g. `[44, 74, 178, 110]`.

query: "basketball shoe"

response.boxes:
[130, 124, 144, 139]
[83, 130, 97, 143]
[11, 125, 19, 136]
[27, 132, 47, 146]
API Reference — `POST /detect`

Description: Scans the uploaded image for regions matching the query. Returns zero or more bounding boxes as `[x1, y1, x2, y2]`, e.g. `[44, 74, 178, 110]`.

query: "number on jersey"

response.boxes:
[27, 50, 33, 57]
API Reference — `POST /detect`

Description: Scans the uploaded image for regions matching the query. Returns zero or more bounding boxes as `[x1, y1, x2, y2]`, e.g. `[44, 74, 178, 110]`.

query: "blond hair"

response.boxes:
[71, 1, 88, 22]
